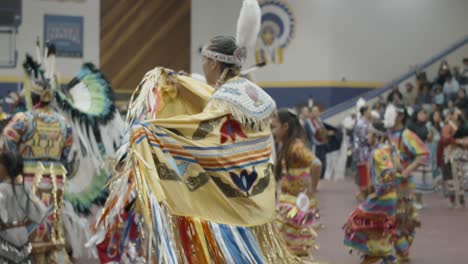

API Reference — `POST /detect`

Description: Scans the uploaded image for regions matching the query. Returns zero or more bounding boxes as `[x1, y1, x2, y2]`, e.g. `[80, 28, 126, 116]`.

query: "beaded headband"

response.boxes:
[201, 46, 247, 67]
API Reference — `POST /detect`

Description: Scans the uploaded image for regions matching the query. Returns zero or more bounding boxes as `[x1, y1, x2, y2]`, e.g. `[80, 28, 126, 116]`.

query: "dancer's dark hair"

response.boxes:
[0, 151, 24, 180]
[274, 109, 307, 181]
[0, 151, 31, 219]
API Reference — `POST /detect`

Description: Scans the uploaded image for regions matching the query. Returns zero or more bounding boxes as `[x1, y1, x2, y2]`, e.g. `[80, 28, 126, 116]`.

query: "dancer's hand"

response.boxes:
[401, 169, 410, 178]
[167, 71, 179, 86]
[177, 70, 189, 76]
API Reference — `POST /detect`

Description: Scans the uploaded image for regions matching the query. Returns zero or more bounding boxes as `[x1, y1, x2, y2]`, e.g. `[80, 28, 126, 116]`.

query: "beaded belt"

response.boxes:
[0, 221, 30, 231]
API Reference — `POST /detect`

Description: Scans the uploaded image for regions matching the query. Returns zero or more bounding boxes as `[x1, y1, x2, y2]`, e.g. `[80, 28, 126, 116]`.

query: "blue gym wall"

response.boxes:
[1, 81, 376, 110]
[263, 86, 374, 109]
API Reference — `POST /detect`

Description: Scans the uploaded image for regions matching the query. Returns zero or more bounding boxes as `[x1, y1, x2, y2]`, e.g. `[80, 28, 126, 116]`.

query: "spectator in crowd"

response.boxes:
[434, 60, 451, 86]
[415, 82, 433, 109]
[430, 109, 444, 134]
[309, 106, 331, 179]
[429, 110, 443, 180]
[443, 99, 456, 118]
[300, 106, 315, 149]
[404, 82, 417, 106]
[453, 66, 462, 81]
[373, 101, 385, 120]
[460, 58, 468, 86]
[299, 106, 311, 125]
[455, 89, 468, 115]
[437, 110, 458, 208]
[433, 84, 445, 108]
[443, 73, 460, 101]
[408, 107, 430, 142]
[387, 85, 403, 104]
[352, 106, 373, 201]
[438, 110, 467, 208]
[452, 113, 468, 206]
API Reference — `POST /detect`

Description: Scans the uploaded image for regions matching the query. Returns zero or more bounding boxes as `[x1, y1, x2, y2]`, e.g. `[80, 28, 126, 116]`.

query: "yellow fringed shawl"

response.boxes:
[105, 68, 277, 228]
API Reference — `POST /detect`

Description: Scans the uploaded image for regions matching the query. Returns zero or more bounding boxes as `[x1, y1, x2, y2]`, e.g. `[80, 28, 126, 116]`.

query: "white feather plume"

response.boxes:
[384, 104, 397, 128]
[342, 116, 355, 130]
[236, 0, 261, 48]
[371, 110, 380, 120]
[356, 97, 366, 112]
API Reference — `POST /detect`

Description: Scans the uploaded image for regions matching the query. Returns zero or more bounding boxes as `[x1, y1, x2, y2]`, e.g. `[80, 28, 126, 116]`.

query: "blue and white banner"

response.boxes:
[44, 15, 83, 58]
[255, 0, 295, 65]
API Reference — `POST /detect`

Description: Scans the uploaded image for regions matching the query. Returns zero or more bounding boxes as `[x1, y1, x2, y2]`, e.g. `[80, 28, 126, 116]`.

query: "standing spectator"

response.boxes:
[438, 111, 466, 208]
[404, 82, 417, 106]
[352, 106, 373, 201]
[309, 106, 332, 179]
[434, 60, 450, 86]
[429, 110, 443, 182]
[300, 106, 315, 149]
[451, 114, 468, 208]
[443, 73, 460, 101]
[387, 85, 403, 104]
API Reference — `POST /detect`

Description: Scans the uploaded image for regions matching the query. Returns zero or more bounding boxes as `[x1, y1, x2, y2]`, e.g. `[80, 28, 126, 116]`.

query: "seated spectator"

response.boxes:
[430, 109, 444, 133]
[443, 73, 460, 101]
[460, 58, 468, 86]
[404, 82, 417, 106]
[408, 107, 430, 141]
[415, 82, 433, 110]
[455, 89, 468, 115]
[443, 99, 456, 118]
[433, 84, 445, 107]
[386, 85, 403, 104]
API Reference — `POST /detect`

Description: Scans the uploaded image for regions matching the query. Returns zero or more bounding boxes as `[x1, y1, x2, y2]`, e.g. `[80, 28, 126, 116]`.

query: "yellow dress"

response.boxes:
[276, 140, 320, 256]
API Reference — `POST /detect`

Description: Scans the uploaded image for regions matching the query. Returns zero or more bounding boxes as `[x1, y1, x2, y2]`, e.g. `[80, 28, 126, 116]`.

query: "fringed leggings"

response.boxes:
[394, 176, 420, 259]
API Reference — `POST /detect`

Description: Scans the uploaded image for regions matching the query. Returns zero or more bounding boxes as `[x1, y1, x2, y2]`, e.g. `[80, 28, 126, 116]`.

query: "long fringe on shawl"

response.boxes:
[92, 129, 307, 263]
[207, 98, 276, 132]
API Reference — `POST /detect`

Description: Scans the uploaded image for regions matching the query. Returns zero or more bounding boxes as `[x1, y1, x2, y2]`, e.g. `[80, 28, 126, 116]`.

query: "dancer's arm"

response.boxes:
[401, 155, 426, 178]
[401, 129, 430, 178]
[309, 158, 322, 196]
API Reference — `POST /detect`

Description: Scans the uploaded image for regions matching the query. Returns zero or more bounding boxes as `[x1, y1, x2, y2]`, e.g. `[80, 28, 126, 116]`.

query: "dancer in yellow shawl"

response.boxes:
[90, 1, 312, 263]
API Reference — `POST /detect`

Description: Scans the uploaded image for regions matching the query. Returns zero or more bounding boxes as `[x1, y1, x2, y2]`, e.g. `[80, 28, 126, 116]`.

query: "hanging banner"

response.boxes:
[44, 15, 83, 58]
[255, 0, 295, 65]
